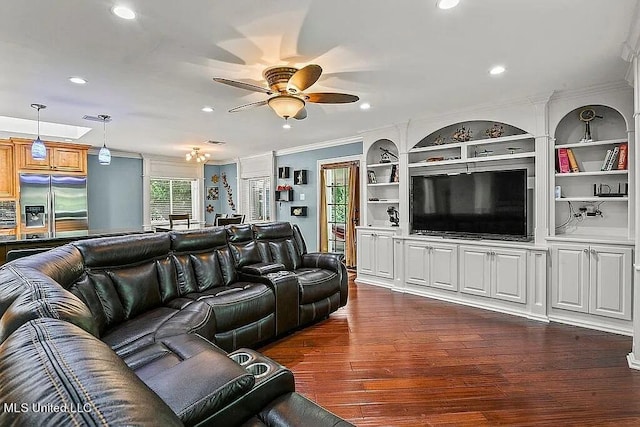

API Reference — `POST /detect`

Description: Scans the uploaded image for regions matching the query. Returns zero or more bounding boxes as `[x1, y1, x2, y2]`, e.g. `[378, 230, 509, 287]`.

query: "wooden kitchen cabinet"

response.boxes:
[0, 142, 15, 198]
[12, 138, 88, 174]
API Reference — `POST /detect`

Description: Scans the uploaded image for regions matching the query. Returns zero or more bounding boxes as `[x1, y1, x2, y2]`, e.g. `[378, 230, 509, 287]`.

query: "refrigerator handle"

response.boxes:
[48, 191, 54, 235]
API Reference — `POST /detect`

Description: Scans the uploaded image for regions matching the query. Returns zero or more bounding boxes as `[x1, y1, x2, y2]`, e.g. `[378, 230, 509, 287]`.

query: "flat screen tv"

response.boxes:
[411, 169, 527, 239]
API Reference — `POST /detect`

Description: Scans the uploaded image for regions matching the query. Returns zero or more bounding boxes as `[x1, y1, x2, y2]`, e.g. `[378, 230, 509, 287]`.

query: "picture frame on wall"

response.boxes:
[206, 186, 219, 200]
[294, 170, 308, 185]
[278, 167, 290, 179]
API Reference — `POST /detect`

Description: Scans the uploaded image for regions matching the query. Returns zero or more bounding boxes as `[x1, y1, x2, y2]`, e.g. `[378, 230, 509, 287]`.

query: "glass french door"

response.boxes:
[325, 167, 348, 254]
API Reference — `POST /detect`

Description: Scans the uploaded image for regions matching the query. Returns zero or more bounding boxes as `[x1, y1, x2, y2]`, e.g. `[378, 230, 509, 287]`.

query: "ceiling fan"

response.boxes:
[213, 64, 359, 125]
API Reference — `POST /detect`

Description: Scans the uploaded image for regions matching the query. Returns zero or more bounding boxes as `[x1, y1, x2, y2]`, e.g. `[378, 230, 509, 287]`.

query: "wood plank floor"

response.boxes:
[259, 274, 640, 426]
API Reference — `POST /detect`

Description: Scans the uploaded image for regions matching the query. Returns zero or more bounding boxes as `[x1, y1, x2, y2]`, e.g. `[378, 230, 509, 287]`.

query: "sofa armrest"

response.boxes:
[239, 271, 299, 334]
[144, 347, 255, 426]
[302, 253, 348, 307]
[240, 263, 286, 276]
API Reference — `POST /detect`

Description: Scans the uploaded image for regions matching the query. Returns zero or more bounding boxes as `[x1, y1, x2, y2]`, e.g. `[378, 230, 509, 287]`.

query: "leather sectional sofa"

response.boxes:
[0, 222, 352, 426]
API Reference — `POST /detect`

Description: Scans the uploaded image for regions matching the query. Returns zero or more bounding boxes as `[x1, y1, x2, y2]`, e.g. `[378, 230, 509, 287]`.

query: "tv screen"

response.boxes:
[411, 169, 527, 238]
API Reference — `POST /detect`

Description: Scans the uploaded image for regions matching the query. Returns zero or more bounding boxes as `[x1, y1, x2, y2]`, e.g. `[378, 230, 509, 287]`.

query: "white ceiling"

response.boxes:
[0, 0, 637, 162]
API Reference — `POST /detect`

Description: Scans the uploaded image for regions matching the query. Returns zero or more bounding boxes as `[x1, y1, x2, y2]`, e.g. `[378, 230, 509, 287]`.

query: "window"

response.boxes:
[242, 177, 271, 222]
[150, 178, 197, 223]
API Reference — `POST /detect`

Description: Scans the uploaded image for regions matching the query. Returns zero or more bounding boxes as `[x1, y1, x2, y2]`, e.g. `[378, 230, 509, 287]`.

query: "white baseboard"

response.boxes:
[354, 276, 394, 289]
[627, 353, 640, 370]
[547, 314, 633, 336]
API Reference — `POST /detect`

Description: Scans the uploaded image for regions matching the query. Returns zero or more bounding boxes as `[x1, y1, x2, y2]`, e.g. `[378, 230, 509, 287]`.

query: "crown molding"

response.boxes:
[621, 1, 640, 62]
[549, 80, 632, 101]
[274, 135, 362, 156]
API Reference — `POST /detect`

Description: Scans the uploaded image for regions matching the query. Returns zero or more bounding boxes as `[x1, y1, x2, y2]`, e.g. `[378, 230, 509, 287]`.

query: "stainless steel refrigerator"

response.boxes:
[19, 174, 88, 235]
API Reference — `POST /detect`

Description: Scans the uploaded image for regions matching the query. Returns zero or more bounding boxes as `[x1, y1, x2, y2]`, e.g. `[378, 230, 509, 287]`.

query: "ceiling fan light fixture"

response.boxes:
[268, 95, 305, 119]
[436, 0, 460, 10]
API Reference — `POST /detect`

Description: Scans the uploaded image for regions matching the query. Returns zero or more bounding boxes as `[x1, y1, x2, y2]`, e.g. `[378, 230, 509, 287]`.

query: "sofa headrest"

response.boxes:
[226, 224, 253, 242]
[252, 222, 293, 240]
[170, 228, 227, 252]
[74, 233, 171, 268]
[11, 244, 84, 288]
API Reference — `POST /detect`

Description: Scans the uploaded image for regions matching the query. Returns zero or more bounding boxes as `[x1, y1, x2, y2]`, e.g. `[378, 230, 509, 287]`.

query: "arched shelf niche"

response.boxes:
[408, 120, 534, 169]
[551, 104, 632, 240]
[365, 139, 400, 227]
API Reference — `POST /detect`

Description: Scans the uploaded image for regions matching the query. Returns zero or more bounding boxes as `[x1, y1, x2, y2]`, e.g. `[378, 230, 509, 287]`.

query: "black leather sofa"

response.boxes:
[0, 222, 352, 426]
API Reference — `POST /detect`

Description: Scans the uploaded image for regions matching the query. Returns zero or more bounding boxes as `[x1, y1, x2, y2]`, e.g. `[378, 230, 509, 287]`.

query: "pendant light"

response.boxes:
[98, 114, 111, 165]
[30, 103, 47, 160]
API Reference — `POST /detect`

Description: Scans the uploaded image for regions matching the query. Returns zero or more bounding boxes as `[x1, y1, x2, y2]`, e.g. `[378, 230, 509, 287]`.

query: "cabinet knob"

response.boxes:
[590, 248, 597, 255]
[583, 248, 589, 254]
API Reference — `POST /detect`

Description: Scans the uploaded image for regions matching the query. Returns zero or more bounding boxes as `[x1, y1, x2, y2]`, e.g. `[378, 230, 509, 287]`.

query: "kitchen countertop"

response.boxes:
[0, 228, 152, 243]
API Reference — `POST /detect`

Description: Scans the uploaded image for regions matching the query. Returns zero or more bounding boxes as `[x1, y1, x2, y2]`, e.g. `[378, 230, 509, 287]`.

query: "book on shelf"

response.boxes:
[605, 146, 620, 171]
[617, 143, 628, 170]
[601, 149, 613, 171]
[566, 148, 579, 172]
[557, 148, 570, 173]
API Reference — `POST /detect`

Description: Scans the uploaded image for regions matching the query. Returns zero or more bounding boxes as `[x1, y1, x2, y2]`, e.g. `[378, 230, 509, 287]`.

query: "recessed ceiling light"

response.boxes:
[69, 77, 87, 85]
[489, 65, 506, 75]
[437, 0, 460, 10]
[112, 5, 136, 20]
[201, 106, 214, 113]
[360, 102, 371, 110]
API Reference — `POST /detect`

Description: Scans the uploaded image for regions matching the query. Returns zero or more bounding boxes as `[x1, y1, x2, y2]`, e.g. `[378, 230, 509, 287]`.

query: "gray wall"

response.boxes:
[203, 164, 221, 224]
[275, 142, 362, 251]
[87, 154, 143, 230]
[219, 163, 238, 215]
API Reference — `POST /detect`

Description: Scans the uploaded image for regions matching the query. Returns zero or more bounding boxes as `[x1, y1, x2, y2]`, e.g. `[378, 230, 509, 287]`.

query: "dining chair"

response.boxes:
[216, 216, 243, 226]
[169, 214, 190, 228]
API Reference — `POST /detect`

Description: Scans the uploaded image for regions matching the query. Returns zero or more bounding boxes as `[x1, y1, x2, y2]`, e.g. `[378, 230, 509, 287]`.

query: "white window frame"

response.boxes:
[149, 177, 199, 224]
[242, 176, 272, 223]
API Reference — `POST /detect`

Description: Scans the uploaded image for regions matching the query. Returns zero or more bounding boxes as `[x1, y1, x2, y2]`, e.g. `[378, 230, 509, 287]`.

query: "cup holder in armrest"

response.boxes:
[229, 351, 254, 365]
[245, 362, 271, 379]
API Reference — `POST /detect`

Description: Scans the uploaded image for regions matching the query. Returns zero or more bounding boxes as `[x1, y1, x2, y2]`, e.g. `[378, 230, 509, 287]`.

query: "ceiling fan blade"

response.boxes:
[287, 64, 322, 94]
[306, 92, 359, 104]
[293, 107, 307, 120]
[213, 78, 272, 94]
[228, 100, 268, 113]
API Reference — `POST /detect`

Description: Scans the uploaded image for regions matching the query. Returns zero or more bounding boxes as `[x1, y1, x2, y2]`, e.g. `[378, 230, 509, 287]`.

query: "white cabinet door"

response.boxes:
[459, 245, 491, 297]
[589, 245, 632, 320]
[405, 242, 429, 286]
[430, 243, 458, 291]
[375, 232, 395, 279]
[492, 248, 527, 303]
[551, 244, 589, 313]
[358, 231, 376, 276]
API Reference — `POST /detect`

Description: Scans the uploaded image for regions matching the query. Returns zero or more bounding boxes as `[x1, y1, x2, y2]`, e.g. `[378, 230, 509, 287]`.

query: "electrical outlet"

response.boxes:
[300, 194, 305, 201]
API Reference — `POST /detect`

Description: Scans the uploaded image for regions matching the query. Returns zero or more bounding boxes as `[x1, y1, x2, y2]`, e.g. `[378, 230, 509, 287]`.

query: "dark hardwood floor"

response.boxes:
[260, 274, 640, 426]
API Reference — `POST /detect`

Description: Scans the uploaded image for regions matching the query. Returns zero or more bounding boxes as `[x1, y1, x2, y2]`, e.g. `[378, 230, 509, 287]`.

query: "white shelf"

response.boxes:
[368, 182, 399, 187]
[408, 159, 463, 168]
[409, 142, 463, 154]
[555, 138, 627, 149]
[555, 197, 628, 202]
[468, 152, 535, 163]
[465, 133, 534, 147]
[368, 200, 400, 204]
[409, 133, 534, 154]
[408, 152, 534, 168]
[367, 161, 399, 168]
[555, 170, 628, 177]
